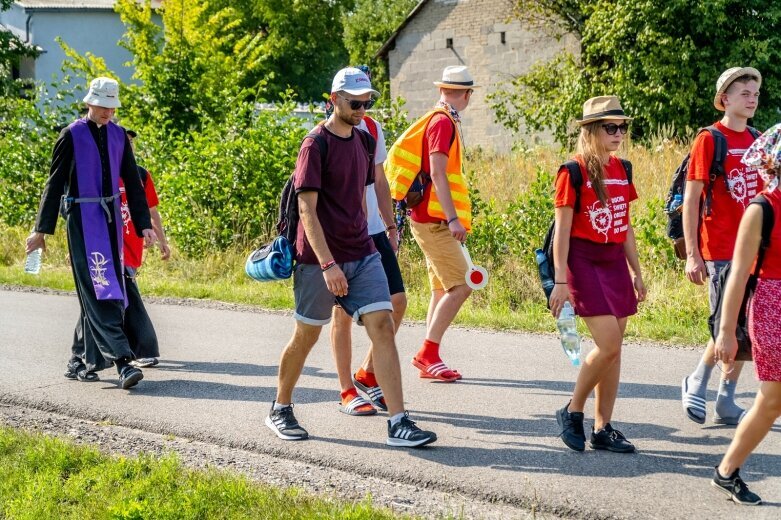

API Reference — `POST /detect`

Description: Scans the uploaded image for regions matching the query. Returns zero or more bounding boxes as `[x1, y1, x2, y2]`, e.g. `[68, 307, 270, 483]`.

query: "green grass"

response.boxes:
[0, 221, 710, 345]
[0, 426, 406, 520]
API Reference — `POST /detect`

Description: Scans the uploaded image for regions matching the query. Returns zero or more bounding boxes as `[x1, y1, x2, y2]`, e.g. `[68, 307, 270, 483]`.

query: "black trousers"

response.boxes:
[67, 214, 134, 372]
[71, 267, 160, 370]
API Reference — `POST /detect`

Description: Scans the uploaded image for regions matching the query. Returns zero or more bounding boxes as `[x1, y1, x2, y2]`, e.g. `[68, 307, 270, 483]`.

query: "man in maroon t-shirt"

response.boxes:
[265, 68, 437, 448]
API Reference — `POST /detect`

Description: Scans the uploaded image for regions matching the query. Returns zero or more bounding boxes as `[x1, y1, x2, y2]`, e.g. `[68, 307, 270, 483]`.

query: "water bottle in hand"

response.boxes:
[557, 301, 581, 366]
[25, 248, 43, 275]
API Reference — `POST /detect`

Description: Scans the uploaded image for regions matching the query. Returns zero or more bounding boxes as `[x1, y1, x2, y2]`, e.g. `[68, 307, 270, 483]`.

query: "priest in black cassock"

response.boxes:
[25, 77, 157, 389]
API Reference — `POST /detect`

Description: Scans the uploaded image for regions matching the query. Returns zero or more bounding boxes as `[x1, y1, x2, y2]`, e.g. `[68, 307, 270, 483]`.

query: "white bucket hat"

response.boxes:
[83, 77, 121, 108]
[331, 67, 380, 97]
[433, 65, 480, 89]
[714, 67, 761, 111]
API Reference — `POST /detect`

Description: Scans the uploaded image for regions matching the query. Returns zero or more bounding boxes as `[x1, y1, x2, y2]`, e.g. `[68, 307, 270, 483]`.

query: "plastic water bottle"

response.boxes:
[669, 193, 683, 214]
[557, 301, 581, 366]
[534, 248, 554, 298]
[24, 248, 42, 275]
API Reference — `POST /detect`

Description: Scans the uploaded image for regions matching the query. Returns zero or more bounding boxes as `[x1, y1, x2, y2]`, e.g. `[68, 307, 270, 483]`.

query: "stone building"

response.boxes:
[377, 0, 578, 152]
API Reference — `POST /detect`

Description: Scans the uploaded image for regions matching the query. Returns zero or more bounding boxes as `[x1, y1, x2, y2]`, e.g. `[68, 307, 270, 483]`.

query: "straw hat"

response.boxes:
[433, 65, 480, 89]
[714, 67, 762, 111]
[82, 77, 121, 108]
[576, 96, 632, 126]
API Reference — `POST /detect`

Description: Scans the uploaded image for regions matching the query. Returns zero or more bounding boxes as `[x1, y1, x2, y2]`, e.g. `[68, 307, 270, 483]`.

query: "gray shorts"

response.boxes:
[705, 260, 730, 314]
[293, 252, 392, 326]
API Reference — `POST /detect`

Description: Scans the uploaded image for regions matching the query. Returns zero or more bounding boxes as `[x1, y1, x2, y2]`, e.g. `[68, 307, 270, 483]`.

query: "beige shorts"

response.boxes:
[410, 220, 468, 291]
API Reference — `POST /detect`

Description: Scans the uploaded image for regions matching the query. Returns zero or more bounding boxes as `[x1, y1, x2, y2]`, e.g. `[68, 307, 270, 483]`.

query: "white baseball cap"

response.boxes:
[331, 67, 380, 97]
[83, 77, 121, 108]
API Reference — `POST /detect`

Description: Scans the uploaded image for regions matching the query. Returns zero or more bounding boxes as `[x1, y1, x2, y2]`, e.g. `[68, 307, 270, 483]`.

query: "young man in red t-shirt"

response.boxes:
[408, 66, 478, 382]
[681, 67, 762, 426]
[124, 130, 170, 368]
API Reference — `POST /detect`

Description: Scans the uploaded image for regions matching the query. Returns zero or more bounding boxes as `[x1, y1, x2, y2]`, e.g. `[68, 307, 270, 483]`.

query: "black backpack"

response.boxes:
[537, 158, 633, 303]
[665, 126, 761, 259]
[276, 128, 376, 246]
[708, 195, 774, 361]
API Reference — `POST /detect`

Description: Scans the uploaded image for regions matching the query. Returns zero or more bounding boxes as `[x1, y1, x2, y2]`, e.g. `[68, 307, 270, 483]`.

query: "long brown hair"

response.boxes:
[576, 121, 610, 205]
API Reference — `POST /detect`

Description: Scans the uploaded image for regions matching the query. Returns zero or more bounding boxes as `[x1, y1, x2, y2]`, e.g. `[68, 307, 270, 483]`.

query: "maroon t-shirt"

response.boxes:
[294, 125, 376, 264]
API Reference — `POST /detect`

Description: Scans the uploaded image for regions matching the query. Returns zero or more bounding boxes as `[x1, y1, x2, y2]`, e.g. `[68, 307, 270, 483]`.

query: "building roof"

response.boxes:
[15, 1, 162, 9]
[376, 0, 429, 58]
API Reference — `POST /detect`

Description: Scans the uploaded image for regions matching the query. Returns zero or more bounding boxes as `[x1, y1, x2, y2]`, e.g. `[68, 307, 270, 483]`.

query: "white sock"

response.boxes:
[273, 401, 290, 411]
[390, 412, 405, 427]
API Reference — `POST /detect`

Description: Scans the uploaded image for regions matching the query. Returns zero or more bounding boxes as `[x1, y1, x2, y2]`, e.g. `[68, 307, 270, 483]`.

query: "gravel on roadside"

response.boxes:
[1, 403, 557, 520]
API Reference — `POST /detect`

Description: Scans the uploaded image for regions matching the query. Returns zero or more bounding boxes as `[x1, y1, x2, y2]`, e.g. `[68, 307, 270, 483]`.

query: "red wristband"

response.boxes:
[321, 260, 336, 272]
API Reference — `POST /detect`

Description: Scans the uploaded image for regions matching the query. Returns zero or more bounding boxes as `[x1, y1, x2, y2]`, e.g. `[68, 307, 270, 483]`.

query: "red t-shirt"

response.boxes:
[410, 113, 455, 224]
[686, 121, 760, 261]
[758, 185, 781, 279]
[294, 125, 375, 264]
[120, 170, 159, 269]
[554, 156, 638, 244]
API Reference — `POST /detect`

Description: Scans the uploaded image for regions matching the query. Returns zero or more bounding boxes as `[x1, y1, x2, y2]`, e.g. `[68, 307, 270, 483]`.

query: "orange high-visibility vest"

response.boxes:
[385, 108, 471, 230]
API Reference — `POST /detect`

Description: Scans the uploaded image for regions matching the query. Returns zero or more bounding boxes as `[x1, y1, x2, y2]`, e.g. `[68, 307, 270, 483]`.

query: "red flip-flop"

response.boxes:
[412, 357, 459, 382]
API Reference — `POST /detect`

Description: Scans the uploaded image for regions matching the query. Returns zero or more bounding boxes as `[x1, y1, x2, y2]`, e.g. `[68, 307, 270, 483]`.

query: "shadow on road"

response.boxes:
[318, 434, 781, 488]
[121, 379, 336, 404]
[155, 361, 336, 380]
[456, 378, 754, 402]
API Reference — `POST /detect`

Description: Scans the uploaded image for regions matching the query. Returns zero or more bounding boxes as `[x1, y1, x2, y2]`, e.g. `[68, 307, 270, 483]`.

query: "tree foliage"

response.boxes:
[207, 0, 352, 102]
[0, 0, 40, 97]
[491, 0, 781, 144]
[342, 0, 418, 93]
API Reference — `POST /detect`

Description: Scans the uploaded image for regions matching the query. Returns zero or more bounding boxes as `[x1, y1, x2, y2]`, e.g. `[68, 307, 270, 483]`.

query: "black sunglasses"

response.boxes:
[338, 93, 374, 110]
[601, 123, 629, 135]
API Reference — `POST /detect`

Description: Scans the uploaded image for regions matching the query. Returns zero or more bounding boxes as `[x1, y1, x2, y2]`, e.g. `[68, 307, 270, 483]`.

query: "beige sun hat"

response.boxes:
[433, 65, 480, 89]
[714, 67, 762, 111]
[576, 96, 632, 126]
[82, 77, 121, 108]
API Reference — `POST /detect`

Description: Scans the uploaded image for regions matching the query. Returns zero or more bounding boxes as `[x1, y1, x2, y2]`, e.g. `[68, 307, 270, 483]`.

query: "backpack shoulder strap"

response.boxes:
[619, 159, 633, 184]
[703, 126, 727, 177]
[563, 159, 583, 213]
[749, 195, 774, 275]
[304, 131, 328, 175]
[748, 126, 761, 140]
[363, 116, 378, 141]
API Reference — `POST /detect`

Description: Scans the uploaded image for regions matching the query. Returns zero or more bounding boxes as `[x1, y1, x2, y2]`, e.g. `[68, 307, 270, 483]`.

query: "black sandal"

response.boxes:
[76, 369, 100, 382]
[64, 360, 85, 380]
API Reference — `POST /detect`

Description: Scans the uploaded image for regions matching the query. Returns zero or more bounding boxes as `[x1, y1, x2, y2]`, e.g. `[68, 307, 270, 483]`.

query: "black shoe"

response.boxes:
[556, 402, 585, 452]
[590, 423, 636, 453]
[265, 402, 309, 440]
[118, 365, 143, 389]
[711, 467, 762, 505]
[64, 359, 84, 380]
[387, 412, 437, 448]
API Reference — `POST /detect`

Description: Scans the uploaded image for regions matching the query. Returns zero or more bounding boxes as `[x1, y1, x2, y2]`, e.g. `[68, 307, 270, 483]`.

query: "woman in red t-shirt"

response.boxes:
[549, 96, 647, 454]
[713, 124, 781, 505]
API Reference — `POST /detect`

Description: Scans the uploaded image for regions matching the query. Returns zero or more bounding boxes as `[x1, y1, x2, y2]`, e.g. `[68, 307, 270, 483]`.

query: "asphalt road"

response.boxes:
[1, 289, 779, 519]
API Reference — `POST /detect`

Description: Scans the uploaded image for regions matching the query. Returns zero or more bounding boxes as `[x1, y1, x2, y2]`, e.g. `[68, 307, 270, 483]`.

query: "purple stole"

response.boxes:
[69, 118, 126, 301]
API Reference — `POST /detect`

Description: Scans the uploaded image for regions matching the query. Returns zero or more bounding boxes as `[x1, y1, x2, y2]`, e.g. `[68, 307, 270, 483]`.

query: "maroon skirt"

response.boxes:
[567, 238, 637, 318]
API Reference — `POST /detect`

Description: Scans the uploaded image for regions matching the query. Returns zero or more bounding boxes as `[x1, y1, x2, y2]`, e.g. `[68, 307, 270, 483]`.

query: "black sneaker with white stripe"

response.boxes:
[265, 402, 309, 441]
[711, 467, 762, 505]
[386, 412, 437, 448]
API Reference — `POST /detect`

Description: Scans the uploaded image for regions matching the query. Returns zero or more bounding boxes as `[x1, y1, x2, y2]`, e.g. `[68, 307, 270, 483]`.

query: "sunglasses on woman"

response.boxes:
[338, 93, 375, 110]
[601, 123, 629, 135]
